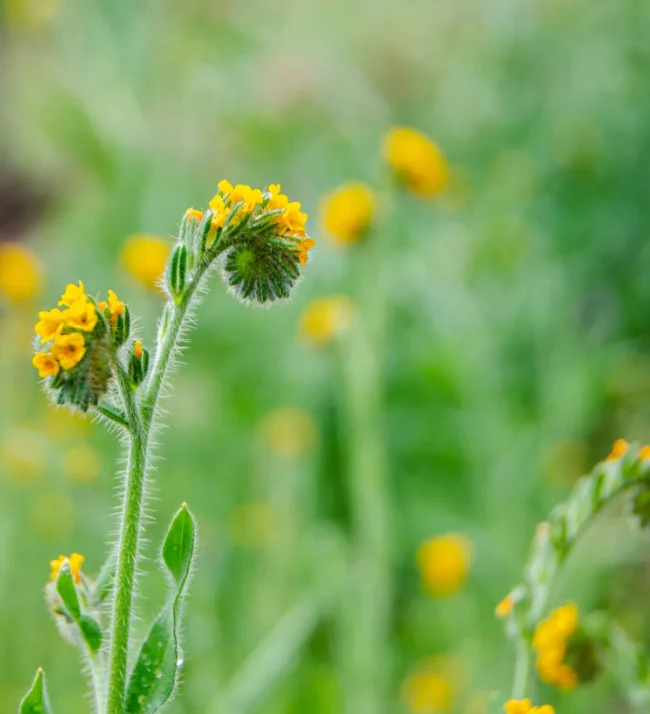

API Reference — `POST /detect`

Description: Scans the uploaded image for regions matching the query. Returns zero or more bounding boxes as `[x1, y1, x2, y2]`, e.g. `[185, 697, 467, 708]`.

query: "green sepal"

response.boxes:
[19, 668, 53, 714]
[167, 244, 187, 302]
[56, 562, 103, 653]
[114, 306, 131, 347]
[124, 504, 197, 713]
[198, 209, 216, 257]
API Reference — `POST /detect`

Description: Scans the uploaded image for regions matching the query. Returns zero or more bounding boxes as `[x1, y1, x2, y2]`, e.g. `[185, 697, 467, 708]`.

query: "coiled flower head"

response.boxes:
[32, 282, 129, 411]
[178, 181, 315, 304]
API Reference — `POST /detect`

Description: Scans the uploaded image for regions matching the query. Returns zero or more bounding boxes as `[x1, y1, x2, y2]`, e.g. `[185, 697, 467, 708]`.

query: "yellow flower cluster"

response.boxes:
[383, 126, 449, 197]
[504, 699, 554, 714]
[208, 181, 315, 265]
[50, 552, 84, 584]
[32, 282, 124, 377]
[416, 534, 472, 598]
[533, 603, 579, 690]
[320, 181, 375, 245]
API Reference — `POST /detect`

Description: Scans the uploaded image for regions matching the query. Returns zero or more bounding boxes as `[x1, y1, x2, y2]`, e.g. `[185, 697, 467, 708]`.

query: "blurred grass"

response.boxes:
[3, 0, 650, 711]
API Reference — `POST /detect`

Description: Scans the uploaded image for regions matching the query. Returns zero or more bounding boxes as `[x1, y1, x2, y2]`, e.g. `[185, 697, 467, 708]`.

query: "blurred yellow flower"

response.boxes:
[383, 126, 449, 197]
[34, 307, 64, 343]
[121, 234, 172, 291]
[260, 407, 318, 456]
[134, 340, 143, 359]
[32, 352, 59, 378]
[320, 182, 375, 245]
[532, 603, 579, 690]
[401, 659, 456, 714]
[606, 438, 628, 461]
[228, 502, 275, 549]
[1, 428, 46, 484]
[5, 0, 58, 27]
[62, 299, 98, 332]
[51, 332, 86, 370]
[298, 295, 355, 346]
[0, 243, 42, 303]
[504, 700, 554, 714]
[495, 592, 515, 619]
[50, 553, 84, 584]
[63, 445, 101, 484]
[640, 445, 650, 460]
[58, 281, 86, 307]
[416, 534, 473, 597]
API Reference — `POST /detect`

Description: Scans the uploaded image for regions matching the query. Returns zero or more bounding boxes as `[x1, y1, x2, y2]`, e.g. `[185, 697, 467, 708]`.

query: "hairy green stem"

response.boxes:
[511, 638, 531, 700]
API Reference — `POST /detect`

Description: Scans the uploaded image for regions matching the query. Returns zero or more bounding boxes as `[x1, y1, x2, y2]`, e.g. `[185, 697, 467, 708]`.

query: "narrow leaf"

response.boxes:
[162, 503, 195, 586]
[19, 668, 52, 714]
[56, 562, 81, 620]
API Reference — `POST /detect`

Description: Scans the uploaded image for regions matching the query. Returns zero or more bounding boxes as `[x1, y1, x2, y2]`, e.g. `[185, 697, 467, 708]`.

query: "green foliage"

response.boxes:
[19, 669, 52, 714]
[55, 562, 103, 653]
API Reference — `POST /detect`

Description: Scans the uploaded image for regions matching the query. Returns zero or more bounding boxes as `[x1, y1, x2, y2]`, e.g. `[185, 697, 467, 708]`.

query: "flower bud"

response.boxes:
[167, 243, 188, 302]
[128, 340, 149, 387]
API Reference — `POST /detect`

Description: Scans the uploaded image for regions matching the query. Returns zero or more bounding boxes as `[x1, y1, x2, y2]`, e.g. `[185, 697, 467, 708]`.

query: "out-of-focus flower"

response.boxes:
[298, 295, 355, 346]
[5, 0, 58, 27]
[532, 603, 579, 690]
[0, 243, 43, 303]
[121, 234, 172, 291]
[1, 428, 46, 483]
[401, 657, 462, 714]
[228, 502, 275, 549]
[639, 445, 650, 460]
[606, 438, 628, 461]
[63, 445, 101, 484]
[320, 182, 375, 245]
[383, 127, 449, 197]
[260, 407, 318, 456]
[416, 534, 473, 597]
[495, 592, 515, 619]
[504, 700, 554, 714]
[50, 553, 84, 584]
[30, 492, 75, 540]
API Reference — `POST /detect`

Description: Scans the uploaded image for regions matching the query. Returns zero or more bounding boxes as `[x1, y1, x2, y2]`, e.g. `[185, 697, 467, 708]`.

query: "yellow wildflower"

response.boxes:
[0, 243, 42, 302]
[185, 208, 204, 222]
[63, 445, 101, 484]
[62, 298, 98, 332]
[298, 295, 355, 346]
[383, 126, 449, 197]
[208, 194, 228, 230]
[32, 352, 60, 378]
[50, 553, 84, 584]
[260, 407, 318, 456]
[495, 592, 515, 618]
[266, 183, 290, 211]
[401, 670, 452, 714]
[532, 603, 579, 690]
[51, 332, 86, 370]
[296, 237, 316, 266]
[320, 181, 375, 245]
[218, 179, 234, 195]
[107, 289, 125, 321]
[504, 700, 554, 714]
[282, 201, 308, 236]
[134, 340, 143, 359]
[228, 184, 264, 212]
[640, 445, 650, 460]
[58, 281, 86, 307]
[34, 308, 64, 343]
[121, 234, 171, 291]
[416, 534, 473, 597]
[606, 438, 629, 460]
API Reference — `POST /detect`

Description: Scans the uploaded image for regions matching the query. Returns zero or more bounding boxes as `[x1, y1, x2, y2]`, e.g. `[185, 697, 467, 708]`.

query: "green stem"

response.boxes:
[511, 638, 531, 700]
[87, 651, 106, 714]
[106, 366, 147, 714]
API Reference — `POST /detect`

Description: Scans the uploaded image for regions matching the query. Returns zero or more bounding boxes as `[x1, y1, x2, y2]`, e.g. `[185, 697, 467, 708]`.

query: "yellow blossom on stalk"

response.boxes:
[107, 289, 125, 321]
[606, 438, 628, 460]
[218, 179, 234, 195]
[185, 208, 204, 223]
[495, 592, 515, 618]
[121, 234, 171, 291]
[208, 195, 228, 230]
[299, 295, 355, 346]
[266, 183, 289, 211]
[134, 340, 143, 359]
[228, 184, 264, 212]
[296, 238, 316, 266]
[0, 243, 43, 302]
[383, 126, 449, 197]
[34, 308, 64, 343]
[32, 352, 59, 378]
[416, 534, 472, 597]
[58, 281, 86, 307]
[50, 553, 84, 584]
[504, 700, 554, 714]
[282, 201, 308, 236]
[62, 298, 98, 332]
[320, 181, 375, 245]
[532, 603, 579, 690]
[51, 332, 86, 370]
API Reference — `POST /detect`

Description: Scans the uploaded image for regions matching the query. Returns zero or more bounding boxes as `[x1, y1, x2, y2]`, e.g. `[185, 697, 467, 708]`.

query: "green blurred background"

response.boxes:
[2, 0, 650, 712]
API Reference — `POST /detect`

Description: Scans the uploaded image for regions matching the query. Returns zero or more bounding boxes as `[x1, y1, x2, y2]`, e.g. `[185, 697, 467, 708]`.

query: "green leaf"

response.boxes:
[55, 561, 103, 653]
[19, 668, 52, 714]
[125, 504, 197, 713]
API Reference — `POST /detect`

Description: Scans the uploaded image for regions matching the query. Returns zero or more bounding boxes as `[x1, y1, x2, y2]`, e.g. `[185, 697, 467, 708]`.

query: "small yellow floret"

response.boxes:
[58, 281, 86, 307]
[121, 234, 171, 291]
[416, 533, 473, 597]
[34, 308, 64, 343]
[282, 201, 308, 236]
[606, 438, 629, 461]
[383, 126, 449, 197]
[32, 352, 59, 378]
[495, 593, 515, 618]
[51, 332, 86, 370]
[218, 179, 234, 195]
[50, 552, 85, 584]
[296, 238, 316, 267]
[134, 340, 143, 359]
[228, 184, 264, 212]
[107, 289, 125, 322]
[0, 243, 42, 302]
[320, 182, 375, 245]
[62, 298, 98, 332]
[299, 296, 355, 346]
[266, 184, 290, 211]
[185, 208, 204, 222]
[208, 194, 228, 232]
